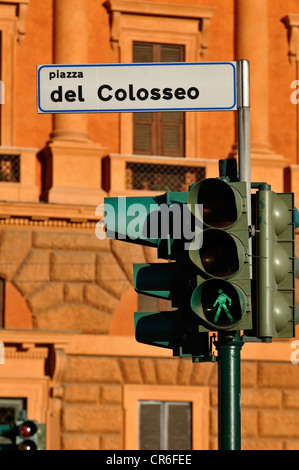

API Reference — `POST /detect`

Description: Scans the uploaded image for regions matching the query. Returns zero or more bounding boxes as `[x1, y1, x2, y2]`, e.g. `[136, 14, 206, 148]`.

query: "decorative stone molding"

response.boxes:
[0, 0, 30, 42]
[104, 0, 215, 58]
[0, 329, 75, 449]
[282, 14, 299, 65]
[0, 200, 99, 231]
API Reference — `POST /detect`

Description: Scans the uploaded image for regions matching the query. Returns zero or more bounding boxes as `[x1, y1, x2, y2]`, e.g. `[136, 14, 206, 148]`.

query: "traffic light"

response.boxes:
[253, 186, 295, 339]
[187, 178, 252, 333]
[103, 190, 193, 259]
[104, 190, 213, 361]
[133, 261, 212, 360]
[0, 414, 41, 450]
[15, 419, 38, 450]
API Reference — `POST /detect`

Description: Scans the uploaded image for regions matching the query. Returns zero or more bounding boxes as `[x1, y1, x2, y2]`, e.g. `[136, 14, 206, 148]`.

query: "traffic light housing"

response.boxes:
[253, 186, 295, 339]
[187, 178, 252, 333]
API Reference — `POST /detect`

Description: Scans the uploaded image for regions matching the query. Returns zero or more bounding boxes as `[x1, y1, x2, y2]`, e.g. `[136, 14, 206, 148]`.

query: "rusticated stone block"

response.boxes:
[0, 230, 31, 279]
[100, 385, 122, 405]
[242, 439, 283, 450]
[155, 359, 179, 385]
[96, 252, 131, 299]
[33, 230, 110, 251]
[241, 362, 257, 387]
[241, 410, 258, 438]
[33, 303, 111, 333]
[13, 250, 50, 296]
[176, 359, 193, 385]
[111, 239, 146, 282]
[84, 283, 118, 314]
[118, 358, 143, 384]
[64, 384, 100, 403]
[61, 434, 100, 450]
[258, 363, 299, 388]
[64, 283, 83, 303]
[100, 433, 122, 450]
[139, 359, 157, 384]
[51, 251, 95, 282]
[64, 356, 122, 383]
[26, 282, 64, 313]
[242, 390, 282, 409]
[283, 391, 299, 409]
[190, 362, 215, 385]
[259, 410, 299, 437]
[62, 405, 122, 433]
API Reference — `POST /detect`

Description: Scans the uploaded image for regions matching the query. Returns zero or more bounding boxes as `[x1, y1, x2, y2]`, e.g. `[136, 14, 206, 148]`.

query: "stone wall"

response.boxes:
[62, 356, 299, 450]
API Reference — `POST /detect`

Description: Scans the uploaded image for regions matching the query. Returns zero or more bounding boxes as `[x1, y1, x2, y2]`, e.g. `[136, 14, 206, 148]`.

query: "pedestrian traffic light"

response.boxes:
[187, 178, 252, 333]
[254, 185, 295, 339]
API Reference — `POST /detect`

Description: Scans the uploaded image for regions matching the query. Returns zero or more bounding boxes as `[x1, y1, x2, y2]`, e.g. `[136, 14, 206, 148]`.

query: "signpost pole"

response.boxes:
[237, 59, 251, 221]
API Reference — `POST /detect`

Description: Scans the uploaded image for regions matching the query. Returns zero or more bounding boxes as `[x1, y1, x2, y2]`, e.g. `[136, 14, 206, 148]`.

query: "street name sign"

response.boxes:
[37, 62, 237, 114]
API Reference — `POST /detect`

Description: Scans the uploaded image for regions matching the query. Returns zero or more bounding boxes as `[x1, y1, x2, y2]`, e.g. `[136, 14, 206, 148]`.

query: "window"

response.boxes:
[139, 400, 192, 450]
[105, 0, 215, 158]
[133, 42, 185, 157]
[123, 385, 209, 450]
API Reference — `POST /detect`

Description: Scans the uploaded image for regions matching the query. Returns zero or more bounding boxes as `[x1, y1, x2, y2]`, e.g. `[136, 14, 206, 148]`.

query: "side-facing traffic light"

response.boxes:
[254, 186, 295, 339]
[104, 190, 213, 361]
[187, 178, 252, 333]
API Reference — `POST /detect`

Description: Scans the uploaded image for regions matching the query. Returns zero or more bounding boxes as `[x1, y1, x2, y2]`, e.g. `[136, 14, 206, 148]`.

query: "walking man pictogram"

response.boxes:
[213, 289, 233, 323]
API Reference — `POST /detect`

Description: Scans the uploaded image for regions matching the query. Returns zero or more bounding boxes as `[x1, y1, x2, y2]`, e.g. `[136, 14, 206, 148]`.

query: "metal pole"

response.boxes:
[237, 59, 250, 189]
[217, 332, 243, 450]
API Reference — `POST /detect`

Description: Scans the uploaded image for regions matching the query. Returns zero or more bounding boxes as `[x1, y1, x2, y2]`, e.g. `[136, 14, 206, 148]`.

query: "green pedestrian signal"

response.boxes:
[213, 289, 233, 323]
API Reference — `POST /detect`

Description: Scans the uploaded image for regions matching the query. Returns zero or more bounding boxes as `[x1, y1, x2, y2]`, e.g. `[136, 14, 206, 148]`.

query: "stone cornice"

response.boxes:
[104, 0, 216, 57]
[0, 201, 98, 231]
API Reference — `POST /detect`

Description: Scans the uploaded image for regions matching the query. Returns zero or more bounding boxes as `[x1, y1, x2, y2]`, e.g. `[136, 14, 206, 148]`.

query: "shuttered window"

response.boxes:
[139, 401, 192, 450]
[133, 42, 185, 157]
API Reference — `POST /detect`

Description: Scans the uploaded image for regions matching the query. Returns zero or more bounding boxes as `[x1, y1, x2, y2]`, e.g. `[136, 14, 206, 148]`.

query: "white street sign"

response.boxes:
[37, 62, 237, 114]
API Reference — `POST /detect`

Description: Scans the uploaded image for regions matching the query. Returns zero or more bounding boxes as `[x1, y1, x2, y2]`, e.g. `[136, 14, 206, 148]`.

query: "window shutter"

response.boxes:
[139, 403, 161, 450]
[161, 112, 184, 157]
[133, 113, 154, 155]
[160, 44, 184, 62]
[133, 42, 185, 157]
[167, 403, 192, 450]
[139, 401, 192, 450]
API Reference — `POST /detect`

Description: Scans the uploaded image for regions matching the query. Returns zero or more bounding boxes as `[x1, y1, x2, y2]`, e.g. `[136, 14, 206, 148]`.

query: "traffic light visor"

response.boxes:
[187, 178, 243, 228]
[189, 228, 246, 278]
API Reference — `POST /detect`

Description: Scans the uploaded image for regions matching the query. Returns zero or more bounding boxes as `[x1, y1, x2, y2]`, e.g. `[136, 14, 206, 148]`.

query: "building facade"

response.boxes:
[0, 0, 298, 450]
